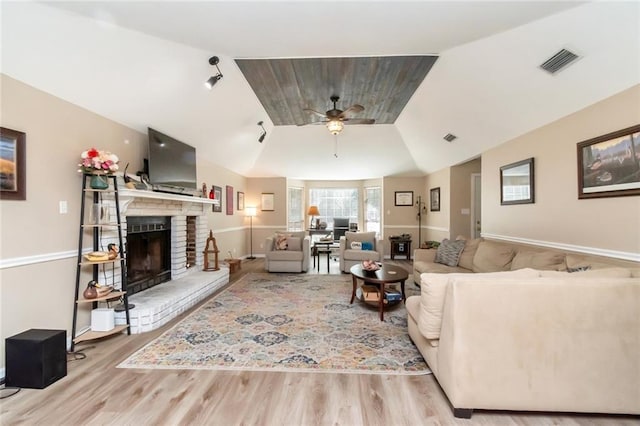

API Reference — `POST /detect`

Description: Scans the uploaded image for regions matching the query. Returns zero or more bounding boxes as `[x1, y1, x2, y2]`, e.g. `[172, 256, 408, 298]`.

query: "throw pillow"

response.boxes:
[567, 265, 591, 273]
[434, 238, 465, 267]
[350, 241, 362, 250]
[361, 241, 373, 251]
[275, 234, 289, 250]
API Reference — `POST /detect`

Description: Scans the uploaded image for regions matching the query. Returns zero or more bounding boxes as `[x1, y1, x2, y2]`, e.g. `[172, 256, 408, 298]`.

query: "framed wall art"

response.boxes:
[226, 185, 233, 215]
[261, 192, 274, 211]
[394, 191, 413, 206]
[0, 127, 26, 201]
[237, 191, 244, 210]
[577, 124, 640, 199]
[430, 187, 440, 211]
[212, 185, 222, 212]
[500, 157, 535, 205]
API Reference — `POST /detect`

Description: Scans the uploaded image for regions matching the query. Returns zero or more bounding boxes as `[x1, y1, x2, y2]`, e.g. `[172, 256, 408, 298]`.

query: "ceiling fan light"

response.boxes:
[326, 120, 344, 135]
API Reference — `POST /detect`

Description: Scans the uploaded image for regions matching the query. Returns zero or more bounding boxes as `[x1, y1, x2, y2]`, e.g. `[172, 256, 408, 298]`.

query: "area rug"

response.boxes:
[118, 273, 430, 375]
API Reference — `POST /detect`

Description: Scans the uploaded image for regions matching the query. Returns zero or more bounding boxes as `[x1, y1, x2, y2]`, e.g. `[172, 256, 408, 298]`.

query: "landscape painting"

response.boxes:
[0, 127, 26, 200]
[578, 124, 640, 199]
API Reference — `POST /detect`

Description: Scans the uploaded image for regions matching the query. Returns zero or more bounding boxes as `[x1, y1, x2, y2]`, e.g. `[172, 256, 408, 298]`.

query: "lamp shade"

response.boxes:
[326, 120, 344, 135]
[245, 206, 257, 217]
[307, 205, 320, 216]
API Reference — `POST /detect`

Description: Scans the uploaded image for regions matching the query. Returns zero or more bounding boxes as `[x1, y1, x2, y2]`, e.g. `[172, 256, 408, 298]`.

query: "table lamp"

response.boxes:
[307, 205, 320, 229]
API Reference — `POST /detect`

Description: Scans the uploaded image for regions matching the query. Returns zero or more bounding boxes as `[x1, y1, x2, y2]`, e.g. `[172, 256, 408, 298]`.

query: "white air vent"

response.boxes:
[443, 133, 457, 142]
[540, 49, 580, 74]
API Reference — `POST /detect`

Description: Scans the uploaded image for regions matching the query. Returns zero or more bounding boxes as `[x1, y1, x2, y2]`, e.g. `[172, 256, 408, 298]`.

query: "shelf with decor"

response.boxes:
[71, 172, 131, 351]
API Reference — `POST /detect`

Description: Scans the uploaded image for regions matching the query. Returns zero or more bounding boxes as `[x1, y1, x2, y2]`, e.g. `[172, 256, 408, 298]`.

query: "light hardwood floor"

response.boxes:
[1, 258, 637, 425]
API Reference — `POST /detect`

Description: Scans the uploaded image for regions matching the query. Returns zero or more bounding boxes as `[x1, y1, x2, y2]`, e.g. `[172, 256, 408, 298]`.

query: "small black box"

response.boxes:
[5, 329, 67, 389]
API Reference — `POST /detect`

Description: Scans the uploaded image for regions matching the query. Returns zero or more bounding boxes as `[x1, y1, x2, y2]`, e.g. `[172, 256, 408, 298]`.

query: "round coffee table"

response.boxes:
[349, 264, 408, 321]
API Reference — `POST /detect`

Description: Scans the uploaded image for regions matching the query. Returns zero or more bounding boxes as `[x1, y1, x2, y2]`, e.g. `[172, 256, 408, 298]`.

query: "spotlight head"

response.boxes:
[204, 74, 222, 89]
[257, 121, 264, 126]
[208, 56, 219, 66]
[258, 132, 266, 143]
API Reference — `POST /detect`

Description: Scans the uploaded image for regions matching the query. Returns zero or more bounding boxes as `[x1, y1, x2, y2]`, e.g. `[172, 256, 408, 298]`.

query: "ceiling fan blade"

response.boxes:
[303, 108, 328, 118]
[338, 104, 365, 118]
[297, 120, 329, 126]
[343, 118, 375, 125]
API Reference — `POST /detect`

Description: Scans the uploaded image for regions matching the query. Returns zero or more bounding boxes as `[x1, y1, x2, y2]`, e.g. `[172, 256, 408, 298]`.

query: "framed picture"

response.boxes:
[394, 191, 413, 206]
[500, 157, 535, 205]
[226, 185, 233, 215]
[237, 191, 245, 210]
[261, 192, 274, 211]
[0, 127, 26, 201]
[577, 124, 640, 199]
[212, 185, 222, 212]
[430, 187, 440, 211]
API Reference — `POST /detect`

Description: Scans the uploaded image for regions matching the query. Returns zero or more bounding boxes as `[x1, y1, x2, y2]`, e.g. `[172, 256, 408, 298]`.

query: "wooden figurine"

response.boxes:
[203, 230, 220, 271]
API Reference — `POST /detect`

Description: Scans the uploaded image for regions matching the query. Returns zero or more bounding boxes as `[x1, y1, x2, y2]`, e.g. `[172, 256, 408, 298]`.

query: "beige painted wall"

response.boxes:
[0, 75, 247, 368]
[381, 176, 425, 253]
[423, 168, 450, 243]
[450, 158, 481, 239]
[482, 85, 640, 256]
[246, 177, 287, 255]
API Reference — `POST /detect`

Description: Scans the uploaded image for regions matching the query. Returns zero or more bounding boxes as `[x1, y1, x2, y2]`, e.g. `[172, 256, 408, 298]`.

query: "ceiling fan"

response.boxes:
[298, 95, 375, 135]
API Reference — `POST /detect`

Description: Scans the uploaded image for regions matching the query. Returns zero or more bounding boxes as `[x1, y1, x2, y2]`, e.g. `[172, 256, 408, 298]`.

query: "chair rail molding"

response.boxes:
[481, 233, 640, 262]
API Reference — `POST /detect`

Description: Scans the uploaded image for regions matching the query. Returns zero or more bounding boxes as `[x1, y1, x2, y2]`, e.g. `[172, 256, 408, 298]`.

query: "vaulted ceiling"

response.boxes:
[2, 1, 639, 180]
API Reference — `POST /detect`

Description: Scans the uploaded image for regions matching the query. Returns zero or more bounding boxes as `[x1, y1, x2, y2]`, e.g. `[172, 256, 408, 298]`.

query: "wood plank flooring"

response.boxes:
[1, 258, 637, 425]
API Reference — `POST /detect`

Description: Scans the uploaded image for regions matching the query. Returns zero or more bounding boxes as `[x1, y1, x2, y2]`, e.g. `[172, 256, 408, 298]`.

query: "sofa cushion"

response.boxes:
[287, 237, 302, 251]
[419, 268, 541, 341]
[539, 267, 633, 278]
[565, 254, 624, 271]
[458, 238, 483, 270]
[472, 241, 516, 272]
[266, 250, 304, 261]
[434, 238, 466, 267]
[414, 260, 470, 275]
[275, 233, 290, 250]
[511, 250, 566, 271]
[343, 249, 381, 262]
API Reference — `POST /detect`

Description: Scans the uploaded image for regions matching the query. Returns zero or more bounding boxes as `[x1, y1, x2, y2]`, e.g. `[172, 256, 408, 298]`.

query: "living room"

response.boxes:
[1, 1, 639, 424]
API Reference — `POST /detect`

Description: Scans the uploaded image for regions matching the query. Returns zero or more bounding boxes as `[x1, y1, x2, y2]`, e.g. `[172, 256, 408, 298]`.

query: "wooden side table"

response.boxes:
[389, 238, 412, 260]
[224, 258, 241, 273]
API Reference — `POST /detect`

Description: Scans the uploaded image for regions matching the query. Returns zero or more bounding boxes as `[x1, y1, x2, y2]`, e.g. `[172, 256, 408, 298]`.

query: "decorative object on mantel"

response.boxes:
[78, 147, 119, 189]
[203, 230, 220, 271]
[202, 182, 207, 198]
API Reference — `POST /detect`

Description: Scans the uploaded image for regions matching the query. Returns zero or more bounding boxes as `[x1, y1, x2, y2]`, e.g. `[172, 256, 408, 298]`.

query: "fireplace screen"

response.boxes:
[126, 216, 171, 295]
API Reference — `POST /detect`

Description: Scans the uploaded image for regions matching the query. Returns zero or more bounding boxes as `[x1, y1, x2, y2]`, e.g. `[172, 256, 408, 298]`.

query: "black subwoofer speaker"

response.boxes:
[5, 329, 67, 389]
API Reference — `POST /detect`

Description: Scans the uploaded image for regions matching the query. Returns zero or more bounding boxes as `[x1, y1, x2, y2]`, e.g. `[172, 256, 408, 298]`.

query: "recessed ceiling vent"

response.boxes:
[540, 49, 580, 74]
[443, 133, 457, 142]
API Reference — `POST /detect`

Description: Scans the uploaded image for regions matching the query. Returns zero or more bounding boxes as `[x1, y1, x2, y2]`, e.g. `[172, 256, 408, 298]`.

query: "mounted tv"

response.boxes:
[147, 127, 197, 193]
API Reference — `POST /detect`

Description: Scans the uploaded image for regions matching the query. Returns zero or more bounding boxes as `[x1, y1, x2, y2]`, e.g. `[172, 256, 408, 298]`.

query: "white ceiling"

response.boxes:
[2, 1, 639, 180]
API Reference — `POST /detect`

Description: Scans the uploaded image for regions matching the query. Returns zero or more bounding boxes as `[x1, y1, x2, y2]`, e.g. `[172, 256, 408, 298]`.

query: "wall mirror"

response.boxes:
[500, 157, 535, 205]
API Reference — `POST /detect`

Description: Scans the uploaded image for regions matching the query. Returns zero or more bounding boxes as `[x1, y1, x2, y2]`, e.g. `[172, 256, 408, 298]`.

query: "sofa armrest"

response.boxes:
[414, 248, 437, 263]
[436, 277, 640, 414]
[265, 237, 274, 253]
[375, 238, 384, 259]
[339, 236, 346, 271]
[302, 236, 310, 271]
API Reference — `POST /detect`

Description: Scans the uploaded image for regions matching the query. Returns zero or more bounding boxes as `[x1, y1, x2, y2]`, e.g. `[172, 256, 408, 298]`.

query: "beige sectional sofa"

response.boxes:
[407, 239, 640, 418]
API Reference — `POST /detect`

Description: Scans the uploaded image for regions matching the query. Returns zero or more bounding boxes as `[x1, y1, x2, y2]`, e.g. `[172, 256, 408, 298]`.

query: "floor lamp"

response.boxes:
[246, 206, 257, 259]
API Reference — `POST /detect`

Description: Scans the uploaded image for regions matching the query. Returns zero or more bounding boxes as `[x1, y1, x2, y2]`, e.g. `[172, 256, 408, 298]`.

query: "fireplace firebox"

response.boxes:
[126, 216, 171, 296]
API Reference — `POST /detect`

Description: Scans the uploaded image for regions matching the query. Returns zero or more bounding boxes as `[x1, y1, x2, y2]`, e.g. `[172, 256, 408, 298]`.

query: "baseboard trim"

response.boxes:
[481, 233, 640, 262]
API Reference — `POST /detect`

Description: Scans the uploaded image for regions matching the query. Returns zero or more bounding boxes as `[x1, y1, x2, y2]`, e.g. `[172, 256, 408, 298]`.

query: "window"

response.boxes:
[309, 188, 358, 229]
[365, 187, 381, 237]
[288, 186, 303, 231]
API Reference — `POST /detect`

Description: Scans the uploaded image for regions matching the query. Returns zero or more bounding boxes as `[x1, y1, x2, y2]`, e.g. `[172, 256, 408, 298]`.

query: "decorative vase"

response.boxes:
[89, 174, 109, 190]
[83, 280, 98, 299]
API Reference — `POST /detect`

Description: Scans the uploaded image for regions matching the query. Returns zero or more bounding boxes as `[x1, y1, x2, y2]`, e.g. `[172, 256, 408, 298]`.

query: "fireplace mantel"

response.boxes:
[118, 188, 220, 205]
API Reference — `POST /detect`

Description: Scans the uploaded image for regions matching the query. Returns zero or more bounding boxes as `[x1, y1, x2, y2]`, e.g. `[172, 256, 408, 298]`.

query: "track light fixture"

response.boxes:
[257, 121, 266, 143]
[204, 56, 223, 89]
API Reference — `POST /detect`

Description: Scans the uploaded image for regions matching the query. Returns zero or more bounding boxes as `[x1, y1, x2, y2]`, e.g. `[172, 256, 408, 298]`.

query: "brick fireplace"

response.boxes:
[98, 188, 229, 333]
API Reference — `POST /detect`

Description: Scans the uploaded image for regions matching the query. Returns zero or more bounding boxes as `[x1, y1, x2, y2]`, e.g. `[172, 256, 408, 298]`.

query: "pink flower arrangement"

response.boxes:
[78, 148, 119, 173]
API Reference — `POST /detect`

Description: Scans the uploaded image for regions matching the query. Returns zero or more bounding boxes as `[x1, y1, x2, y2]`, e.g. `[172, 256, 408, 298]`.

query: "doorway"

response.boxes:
[470, 173, 481, 239]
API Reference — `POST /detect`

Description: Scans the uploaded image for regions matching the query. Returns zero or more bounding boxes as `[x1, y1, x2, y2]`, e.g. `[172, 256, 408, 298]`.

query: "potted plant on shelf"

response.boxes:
[78, 148, 119, 189]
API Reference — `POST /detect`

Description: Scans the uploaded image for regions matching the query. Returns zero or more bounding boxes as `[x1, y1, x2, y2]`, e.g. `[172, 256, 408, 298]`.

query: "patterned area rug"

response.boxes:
[118, 273, 430, 375]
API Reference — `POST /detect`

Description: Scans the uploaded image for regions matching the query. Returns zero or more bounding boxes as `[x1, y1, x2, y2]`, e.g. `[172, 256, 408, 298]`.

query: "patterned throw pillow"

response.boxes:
[434, 238, 466, 267]
[361, 241, 374, 251]
[275, 234, 289, 250]
[350, 241, 362, 250]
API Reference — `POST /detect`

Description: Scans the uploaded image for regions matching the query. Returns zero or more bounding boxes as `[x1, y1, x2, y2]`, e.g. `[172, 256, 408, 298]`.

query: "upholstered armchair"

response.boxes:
[339, 231, 384, 273]
[264, 231, 310, 273]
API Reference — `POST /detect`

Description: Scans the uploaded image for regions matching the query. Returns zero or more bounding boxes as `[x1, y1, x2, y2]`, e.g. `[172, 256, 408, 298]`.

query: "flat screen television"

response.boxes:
[147, 127, 197, 192]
